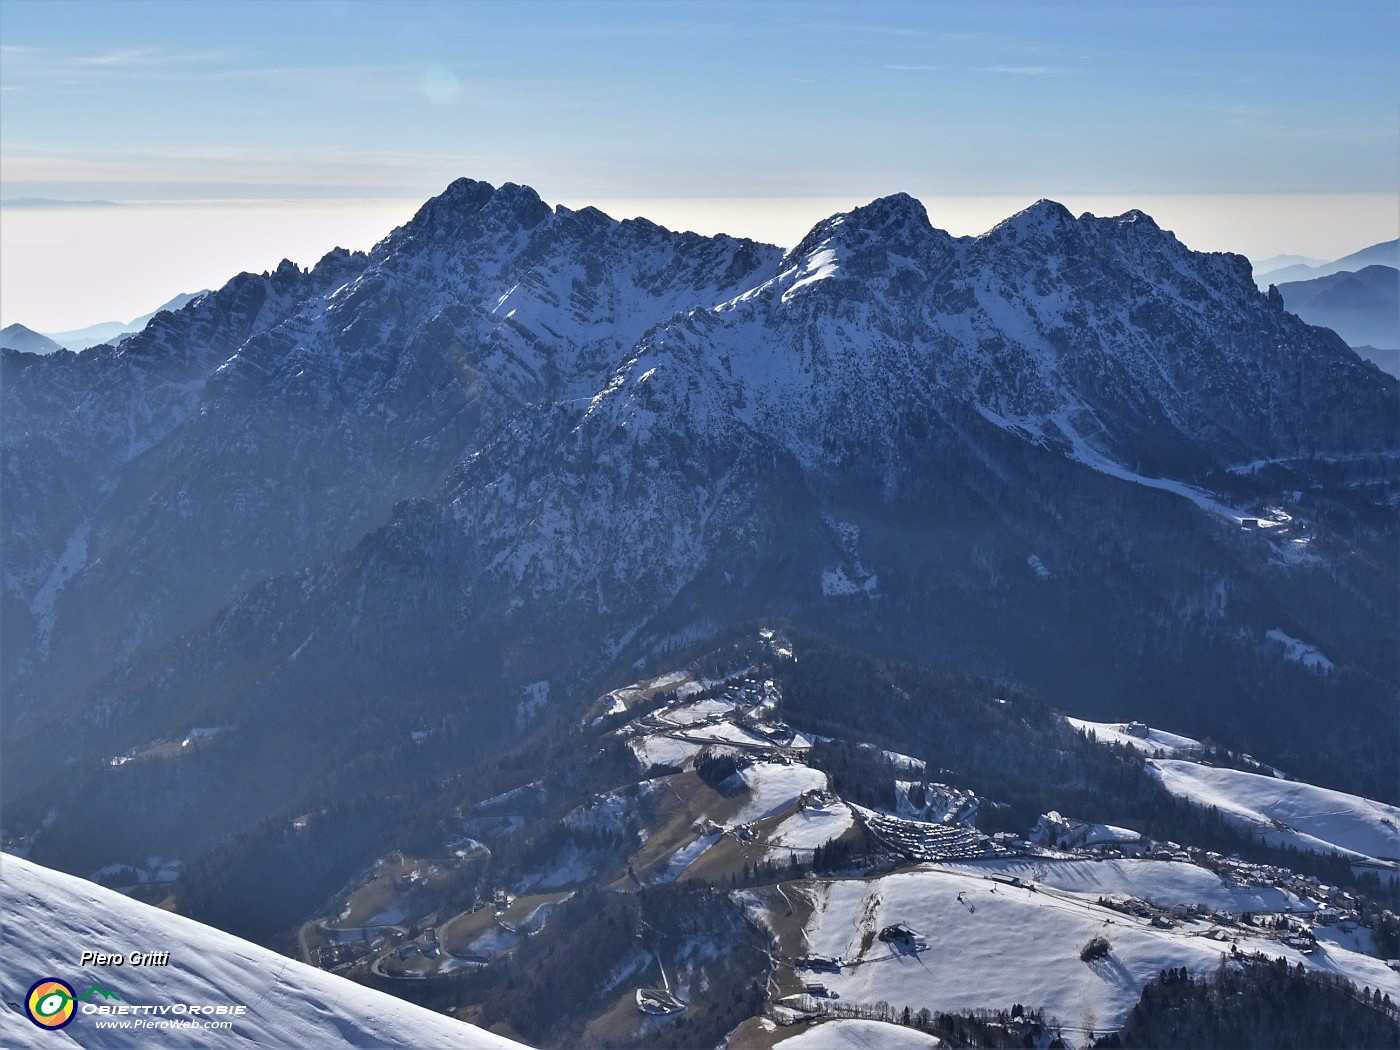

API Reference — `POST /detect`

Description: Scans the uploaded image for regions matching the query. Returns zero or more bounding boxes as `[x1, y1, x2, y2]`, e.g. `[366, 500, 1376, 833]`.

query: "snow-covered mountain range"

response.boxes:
[3, 178, 1396, 884]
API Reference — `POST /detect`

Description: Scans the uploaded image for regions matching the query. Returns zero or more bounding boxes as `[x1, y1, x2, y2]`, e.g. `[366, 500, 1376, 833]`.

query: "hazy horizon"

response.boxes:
[3, 0, 1396, 331]
[3, 188, 1396, 333]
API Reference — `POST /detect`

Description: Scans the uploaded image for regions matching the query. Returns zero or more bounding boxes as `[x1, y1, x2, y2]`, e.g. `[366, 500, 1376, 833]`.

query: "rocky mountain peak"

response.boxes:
[985, 198, 1078, 245]
[781, 192, 938, 272]
[381, 178, 552, 262]
[846, 191, 933, 236]
[1109, 208, 1161, 232]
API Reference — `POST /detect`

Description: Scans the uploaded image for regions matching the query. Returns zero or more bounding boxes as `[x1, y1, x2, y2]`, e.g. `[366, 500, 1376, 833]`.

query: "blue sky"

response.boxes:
[1, 0, 1397, 329]
[4, 0, 1396, 201]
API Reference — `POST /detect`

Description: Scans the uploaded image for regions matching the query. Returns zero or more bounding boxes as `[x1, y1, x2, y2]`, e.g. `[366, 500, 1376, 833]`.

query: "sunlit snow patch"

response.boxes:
[29, 523, 89, 652]
[629, 733, 703, 770]
[733, 763, 829, 825]
[1264, 628, 1334, 674]
[1066, 717, 1202, 758]
[781, 247, 839, 303]
[977, 407, 1247, 524]
[770, 799, 855, 850]
[942, 857, 1312, 915]
[780, 1019, 943, 1049]
[1148, 761, 1400, 863]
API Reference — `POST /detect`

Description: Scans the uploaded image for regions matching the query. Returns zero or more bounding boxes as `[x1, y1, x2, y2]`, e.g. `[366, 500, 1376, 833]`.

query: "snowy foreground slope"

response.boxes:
[0, 854, 523, 1048]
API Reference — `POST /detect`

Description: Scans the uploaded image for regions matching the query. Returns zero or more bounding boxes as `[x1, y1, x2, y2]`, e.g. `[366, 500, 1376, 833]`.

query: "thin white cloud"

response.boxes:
[0, 143, 530, 196]
[982, 65, 1076, 76]
[72, 48, 164, 67]
[2, 44, 244, 88]
[0, 48, 542, 110]
[1208, 102, 1390, 145]
[5, 44, 235, 66]
[807, 24, 988, 42]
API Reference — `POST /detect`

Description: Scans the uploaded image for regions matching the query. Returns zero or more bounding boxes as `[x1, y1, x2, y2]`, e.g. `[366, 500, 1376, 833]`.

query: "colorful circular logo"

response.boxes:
[25, 978, 77, 1030]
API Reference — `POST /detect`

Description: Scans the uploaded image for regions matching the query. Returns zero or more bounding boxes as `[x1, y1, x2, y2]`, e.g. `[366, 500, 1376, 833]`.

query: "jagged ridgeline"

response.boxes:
[3, 179, 1396, 873]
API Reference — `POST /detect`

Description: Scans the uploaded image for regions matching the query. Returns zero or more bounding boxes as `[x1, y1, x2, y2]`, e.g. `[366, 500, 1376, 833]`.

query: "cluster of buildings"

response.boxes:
[857, 807, 1009, 864]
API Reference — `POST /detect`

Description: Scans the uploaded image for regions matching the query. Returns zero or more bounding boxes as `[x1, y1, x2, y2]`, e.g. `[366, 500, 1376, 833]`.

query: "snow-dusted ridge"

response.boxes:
[0, 854, 524, 1048]
[1149, 761, 1400, 865]
[1070, 717, 1400, 867]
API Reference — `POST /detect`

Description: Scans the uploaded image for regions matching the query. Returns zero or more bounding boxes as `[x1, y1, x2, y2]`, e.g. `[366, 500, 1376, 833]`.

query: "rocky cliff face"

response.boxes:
[3, 179, 1396, 852]
[2, 181, 781, 708]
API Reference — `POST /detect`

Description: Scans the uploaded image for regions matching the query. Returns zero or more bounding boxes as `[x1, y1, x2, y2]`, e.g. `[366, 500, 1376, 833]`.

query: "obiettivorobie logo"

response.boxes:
[24, 978, 121, 1030]
[16, 975, 250, 1034]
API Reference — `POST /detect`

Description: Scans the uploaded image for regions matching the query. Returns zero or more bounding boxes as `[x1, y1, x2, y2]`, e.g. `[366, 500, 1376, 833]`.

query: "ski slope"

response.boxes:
[0, 854, 522, 1048]
[941, 858, 1311, 914]
[796, 868, 1396, 1034]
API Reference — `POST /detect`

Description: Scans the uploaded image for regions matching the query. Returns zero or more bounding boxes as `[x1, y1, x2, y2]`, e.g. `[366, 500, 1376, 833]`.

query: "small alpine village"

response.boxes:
[187, 631, 1396, 1049]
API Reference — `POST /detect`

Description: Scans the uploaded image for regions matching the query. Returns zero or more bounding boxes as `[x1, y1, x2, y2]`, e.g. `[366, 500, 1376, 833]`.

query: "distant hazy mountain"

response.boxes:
[1277, 265, 1399, 372]
[1251, 252, 1324, 274]
[41, 291, 207, 351]
[0, 323, 63, 354]
[1350, 345, 1400, 376]
[1257, 239, 1400, 285]
[0, 197, 122, 210]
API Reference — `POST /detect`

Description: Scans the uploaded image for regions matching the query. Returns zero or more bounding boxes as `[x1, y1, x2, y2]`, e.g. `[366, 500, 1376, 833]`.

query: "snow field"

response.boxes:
[1065, 717, 1201, 757]
[939, 858, 1310, 915]
[734, 763, 830, 826]
[665, 831, 724, 880]
[629, 732, 703, 770]
[1069, 713, 1395, 866]
[655, 697, 739, 726]
[1264, 628, 1335, 673]
[797, 868, 1396, 1035]
[681, 720, 777, 748]
[770, 801, 857, 851]
[1149, 760, 1400, 863]
[778, 1017, 943, 1048]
